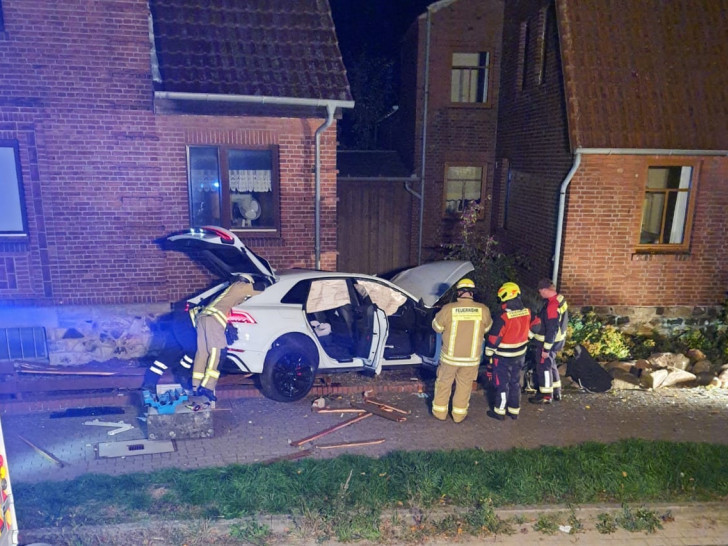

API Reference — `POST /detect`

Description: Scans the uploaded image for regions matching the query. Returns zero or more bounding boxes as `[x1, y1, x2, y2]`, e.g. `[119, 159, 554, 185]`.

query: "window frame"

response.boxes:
[635, 159, 700, 254]
[450, 51, 492, 107]
[187, 144, 281, 238]
[0, 140, 29, 239]
[0, 0, 5, 33]
[442, 163, 486, 220]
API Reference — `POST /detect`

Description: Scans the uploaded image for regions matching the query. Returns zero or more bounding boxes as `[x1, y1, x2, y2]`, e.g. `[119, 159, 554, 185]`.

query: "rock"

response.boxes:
[694, 372, 716, 386]
[718, 369, 728, 388]
[686, 348, 707, 362]
[660, 367, 697, 388]
[648, 352, 690, 370]
[610, 369, 642, 389]
[691, 359, 713, 375]
[605, 361, 635, 373]
[641, 369, 669, 389]
[634, 359, 652, 370]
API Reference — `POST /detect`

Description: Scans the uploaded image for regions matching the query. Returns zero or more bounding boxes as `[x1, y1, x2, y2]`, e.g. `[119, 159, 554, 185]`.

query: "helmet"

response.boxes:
[497, 282, 521, 302]
[456, 278, 475, 291]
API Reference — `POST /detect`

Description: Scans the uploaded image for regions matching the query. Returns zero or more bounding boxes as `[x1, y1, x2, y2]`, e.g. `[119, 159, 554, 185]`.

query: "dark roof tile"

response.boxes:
[150, 0, 352, 101]
[557, 0, 728, 150]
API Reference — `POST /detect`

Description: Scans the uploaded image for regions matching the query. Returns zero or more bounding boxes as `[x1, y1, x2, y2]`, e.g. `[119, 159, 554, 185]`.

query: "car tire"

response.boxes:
[260, 338, 318, 402]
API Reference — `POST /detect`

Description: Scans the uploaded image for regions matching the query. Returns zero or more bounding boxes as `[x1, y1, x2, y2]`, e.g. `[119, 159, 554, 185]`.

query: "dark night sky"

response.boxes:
[330, 0, 437, 63]
[330, 0, 438, 148]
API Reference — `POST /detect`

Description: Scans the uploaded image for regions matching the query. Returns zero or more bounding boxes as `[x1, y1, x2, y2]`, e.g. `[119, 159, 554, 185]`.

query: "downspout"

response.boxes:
[414, 9, 433, 265]
[314, 103, 336, 269]
[551, 152, 581, 286]
[551, 146, 728, 285]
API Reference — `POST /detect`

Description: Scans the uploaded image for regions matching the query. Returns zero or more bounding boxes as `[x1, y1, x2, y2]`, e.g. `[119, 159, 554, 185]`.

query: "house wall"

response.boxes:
[494, 0, 572, 287]
[0, 0, 338, 364]
[561, 154, 728, 308]
[407, 0, 504, 264]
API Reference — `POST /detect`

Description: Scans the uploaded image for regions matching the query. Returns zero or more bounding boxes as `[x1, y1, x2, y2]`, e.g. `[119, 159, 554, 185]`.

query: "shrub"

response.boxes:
[441, 203, 528, 309]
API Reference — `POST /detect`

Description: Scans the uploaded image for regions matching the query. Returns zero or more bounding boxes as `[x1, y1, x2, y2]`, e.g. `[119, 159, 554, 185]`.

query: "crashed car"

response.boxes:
[165, 226, 474, 402]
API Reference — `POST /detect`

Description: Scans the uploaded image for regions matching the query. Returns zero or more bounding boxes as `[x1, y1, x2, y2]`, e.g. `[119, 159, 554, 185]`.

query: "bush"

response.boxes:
[441, 203, 527, 309]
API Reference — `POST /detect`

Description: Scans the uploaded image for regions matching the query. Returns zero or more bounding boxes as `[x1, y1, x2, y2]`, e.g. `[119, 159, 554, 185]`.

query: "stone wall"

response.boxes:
[581, 305, 724, 336]
[1, 303, 180, 366]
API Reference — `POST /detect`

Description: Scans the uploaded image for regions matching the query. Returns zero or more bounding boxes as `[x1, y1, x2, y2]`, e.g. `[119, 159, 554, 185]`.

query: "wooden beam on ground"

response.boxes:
[363, 397, 411, 415]
[316, 438, 386, 450]
[17, 435, 66, 467]
[315, 408, 367, 414]
[261, 448, 314, 465]
[289, 412, 372, 447]
[351, 403, 407, 423]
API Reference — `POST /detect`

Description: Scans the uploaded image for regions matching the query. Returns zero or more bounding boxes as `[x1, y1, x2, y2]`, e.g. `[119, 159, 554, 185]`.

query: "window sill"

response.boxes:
[232, 229, 281, 241]
[0, 234, 30, 251]
[448, 102, 493, 109]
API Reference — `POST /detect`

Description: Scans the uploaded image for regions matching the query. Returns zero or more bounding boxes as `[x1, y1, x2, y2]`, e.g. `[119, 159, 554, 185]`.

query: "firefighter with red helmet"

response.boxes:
[189, 274, 259, 401]
[529, 278, 569, 404]
[484, 282, 533, 420]
[431, 278, 492, 423]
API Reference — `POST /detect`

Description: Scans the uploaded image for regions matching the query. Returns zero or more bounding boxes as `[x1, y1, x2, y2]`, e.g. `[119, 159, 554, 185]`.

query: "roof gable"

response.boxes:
[557, 0, 728, 150]
[150, 0, 352, 103]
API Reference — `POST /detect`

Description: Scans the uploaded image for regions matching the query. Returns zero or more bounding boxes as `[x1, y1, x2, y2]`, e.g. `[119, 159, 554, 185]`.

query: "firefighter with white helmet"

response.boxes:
[484, 281, 534, 420]
[431, 278, 492, 423]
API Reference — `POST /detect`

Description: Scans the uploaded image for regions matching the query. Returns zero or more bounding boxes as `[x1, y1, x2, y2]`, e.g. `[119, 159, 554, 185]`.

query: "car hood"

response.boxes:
[163, 226, 276, 284]
[389, 260, 474, 307]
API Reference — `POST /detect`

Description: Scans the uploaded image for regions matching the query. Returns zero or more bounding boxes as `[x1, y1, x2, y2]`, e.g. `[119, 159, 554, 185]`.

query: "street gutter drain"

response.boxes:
[97, 439, 176, 458]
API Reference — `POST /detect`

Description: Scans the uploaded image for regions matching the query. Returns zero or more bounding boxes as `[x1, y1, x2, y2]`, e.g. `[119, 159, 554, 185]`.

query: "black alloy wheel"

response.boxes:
[260, 342, 317, 402]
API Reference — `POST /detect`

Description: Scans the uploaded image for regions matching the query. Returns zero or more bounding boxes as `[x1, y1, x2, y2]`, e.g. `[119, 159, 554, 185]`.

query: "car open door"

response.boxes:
[362, 306, 388, 375]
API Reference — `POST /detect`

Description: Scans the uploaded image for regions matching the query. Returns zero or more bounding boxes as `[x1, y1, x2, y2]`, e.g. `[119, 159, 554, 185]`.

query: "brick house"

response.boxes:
[0, 0, 352, 364]
[394, 0, 504, 264]
[494, 0, 727, 326]
[399, 0, 727, 327]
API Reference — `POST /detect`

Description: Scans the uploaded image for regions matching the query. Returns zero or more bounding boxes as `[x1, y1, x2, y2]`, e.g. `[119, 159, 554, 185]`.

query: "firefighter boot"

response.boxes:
[196, 386, 217, 402]
[528, 393, 552, 404]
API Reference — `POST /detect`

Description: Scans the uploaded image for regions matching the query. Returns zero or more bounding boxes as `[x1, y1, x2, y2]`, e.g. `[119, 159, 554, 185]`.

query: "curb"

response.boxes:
[0, 378, 428, 416]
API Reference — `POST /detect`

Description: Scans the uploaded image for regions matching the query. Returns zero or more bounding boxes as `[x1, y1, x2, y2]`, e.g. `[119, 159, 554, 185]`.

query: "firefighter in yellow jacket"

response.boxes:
[431, 278, 492, 423]
[190, 274, 258, 401]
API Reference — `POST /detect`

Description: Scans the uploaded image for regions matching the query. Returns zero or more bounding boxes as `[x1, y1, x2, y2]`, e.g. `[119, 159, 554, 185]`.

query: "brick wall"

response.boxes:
[405, 0, 504, 264]
[561, 154, 728, 307]
[494, 0, 573, 287]
[0, 0, 339, 311]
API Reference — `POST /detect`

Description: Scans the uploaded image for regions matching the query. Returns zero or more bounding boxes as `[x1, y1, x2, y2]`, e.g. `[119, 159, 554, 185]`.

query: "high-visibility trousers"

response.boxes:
[491, 355, 524, 417]
[192, 315, 226, 390]
[431, 362, 479, 423]
[535, 345, 562, 395]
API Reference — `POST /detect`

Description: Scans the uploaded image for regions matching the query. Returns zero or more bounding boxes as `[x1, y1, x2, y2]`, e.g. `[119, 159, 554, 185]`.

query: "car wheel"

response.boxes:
[260, 340, 318, 402]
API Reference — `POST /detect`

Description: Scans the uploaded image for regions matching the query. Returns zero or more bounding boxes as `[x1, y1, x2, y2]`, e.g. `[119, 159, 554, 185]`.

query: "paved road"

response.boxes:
[2, 374, 728, 544]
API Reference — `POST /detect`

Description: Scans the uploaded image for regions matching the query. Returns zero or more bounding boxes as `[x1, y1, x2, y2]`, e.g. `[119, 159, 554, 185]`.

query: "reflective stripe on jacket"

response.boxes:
[536, 293, 568, 351]
[432, 297, 492, 366]
[485, 299, 534, 358]
[194, 281, 257, 328]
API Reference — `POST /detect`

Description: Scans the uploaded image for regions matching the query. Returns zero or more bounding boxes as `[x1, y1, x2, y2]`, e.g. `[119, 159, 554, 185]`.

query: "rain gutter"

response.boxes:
[153, 91, 355, 270]
[551, 147, 728, 286]
[404, 8, 433, 265]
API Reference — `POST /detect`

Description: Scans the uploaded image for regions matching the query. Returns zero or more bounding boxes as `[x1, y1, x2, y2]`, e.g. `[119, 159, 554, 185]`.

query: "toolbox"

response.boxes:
[145, 384, 215, 440]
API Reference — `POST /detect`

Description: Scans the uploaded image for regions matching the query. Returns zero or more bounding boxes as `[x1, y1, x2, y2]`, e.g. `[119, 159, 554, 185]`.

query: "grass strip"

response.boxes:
[13, 439, 728, 530]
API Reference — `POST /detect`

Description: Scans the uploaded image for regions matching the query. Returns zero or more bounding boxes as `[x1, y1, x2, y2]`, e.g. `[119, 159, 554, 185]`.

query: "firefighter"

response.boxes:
[190, 274, 259, 401]
[484, 282, 533, 420]
[529, 278, 569, 404]
[431, 278, 492, 423]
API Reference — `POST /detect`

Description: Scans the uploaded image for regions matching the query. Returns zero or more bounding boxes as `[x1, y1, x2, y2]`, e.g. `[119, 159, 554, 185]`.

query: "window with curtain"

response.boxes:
[638, 164, 698, 251]
[188, 146, 280, 234]
[443, 165, 484, 218]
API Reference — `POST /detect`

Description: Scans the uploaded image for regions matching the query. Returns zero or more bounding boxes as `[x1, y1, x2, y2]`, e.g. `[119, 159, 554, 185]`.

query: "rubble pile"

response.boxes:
[598, 349, 728, 391]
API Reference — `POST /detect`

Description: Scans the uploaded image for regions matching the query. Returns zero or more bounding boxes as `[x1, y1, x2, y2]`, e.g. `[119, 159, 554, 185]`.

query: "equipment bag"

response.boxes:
[566, 344, 613, 393]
